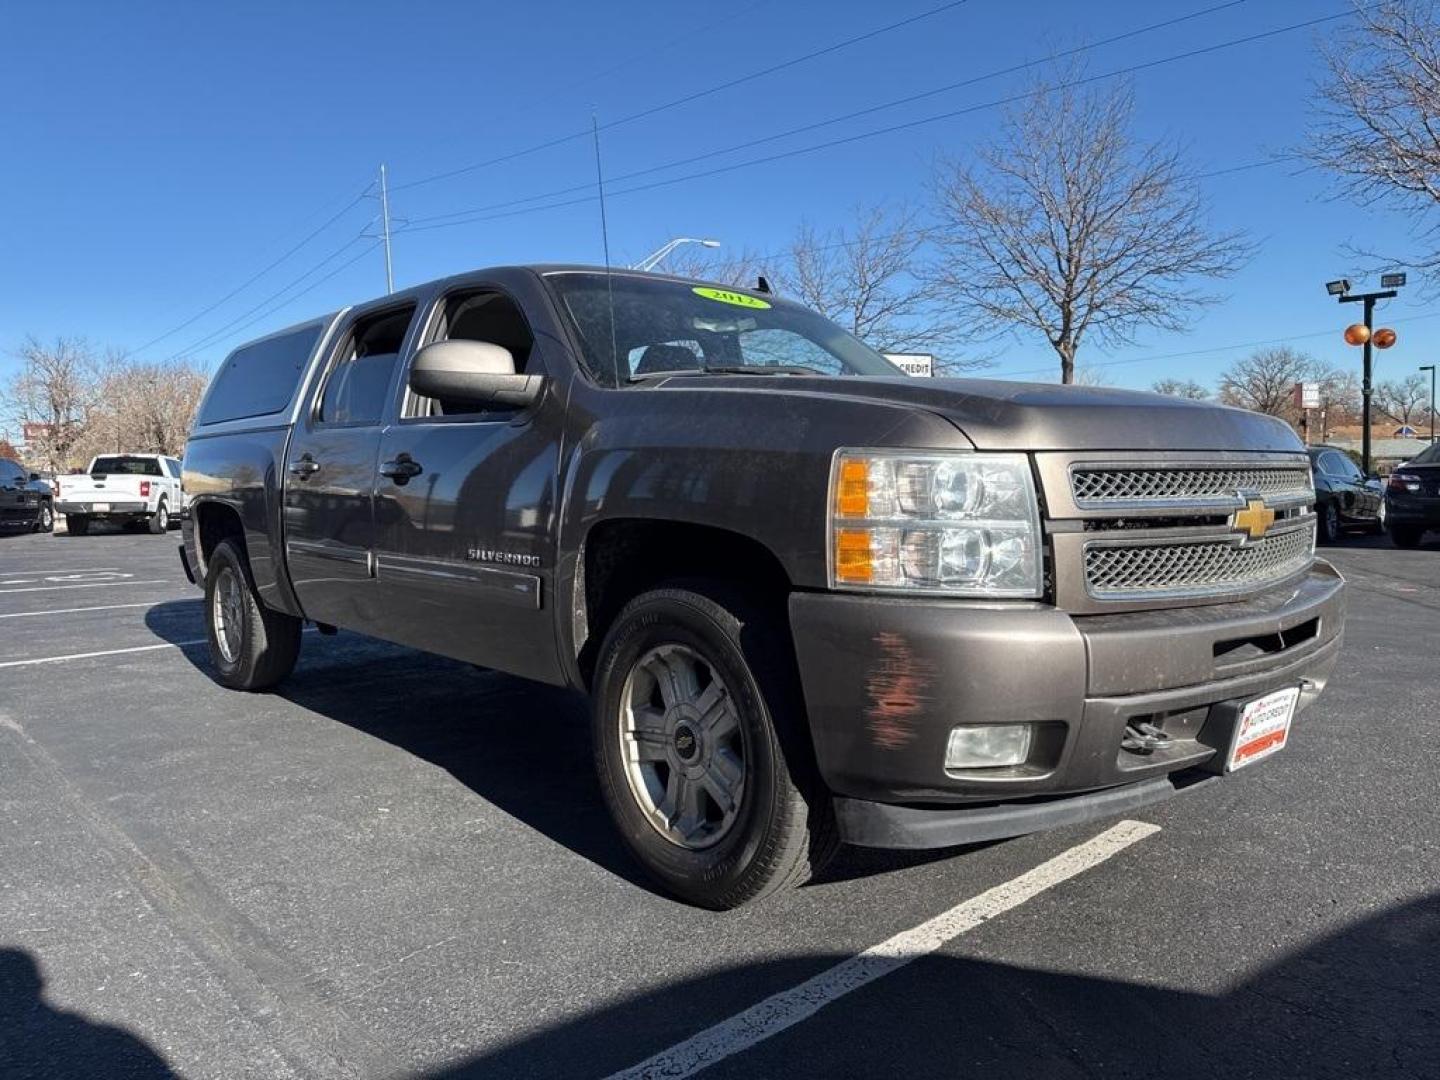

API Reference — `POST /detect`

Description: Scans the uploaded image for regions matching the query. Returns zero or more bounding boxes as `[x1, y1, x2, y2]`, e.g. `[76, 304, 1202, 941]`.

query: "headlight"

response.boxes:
[829, 450, 1043, 597]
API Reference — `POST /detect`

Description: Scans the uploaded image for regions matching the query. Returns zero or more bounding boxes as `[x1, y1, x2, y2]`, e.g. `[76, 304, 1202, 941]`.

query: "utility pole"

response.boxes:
[379, 163, 395, 295]
[1422, 364, 1437, 444]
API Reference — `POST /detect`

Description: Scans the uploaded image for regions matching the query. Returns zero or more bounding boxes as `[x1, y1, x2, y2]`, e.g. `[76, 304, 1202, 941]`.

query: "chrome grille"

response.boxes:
[1084, 523, 1315, 600]
[1071, 465, 1313, 509]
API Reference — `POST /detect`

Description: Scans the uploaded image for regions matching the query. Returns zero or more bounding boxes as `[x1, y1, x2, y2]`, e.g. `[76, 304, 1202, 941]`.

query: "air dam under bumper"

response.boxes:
[789, 562, 1344, 849]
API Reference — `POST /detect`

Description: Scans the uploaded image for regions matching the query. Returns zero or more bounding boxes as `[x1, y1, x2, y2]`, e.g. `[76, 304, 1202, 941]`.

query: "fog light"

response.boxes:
[945, 724, 1033, 770]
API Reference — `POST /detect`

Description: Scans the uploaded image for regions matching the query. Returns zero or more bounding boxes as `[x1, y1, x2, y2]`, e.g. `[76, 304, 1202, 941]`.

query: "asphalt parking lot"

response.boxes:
[1, 527, 1437, 1079]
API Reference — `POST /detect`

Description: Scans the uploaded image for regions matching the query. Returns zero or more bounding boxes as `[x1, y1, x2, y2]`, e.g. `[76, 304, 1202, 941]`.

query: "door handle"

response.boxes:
[379, 457, 423, 484]
[288, 457, 320, 479]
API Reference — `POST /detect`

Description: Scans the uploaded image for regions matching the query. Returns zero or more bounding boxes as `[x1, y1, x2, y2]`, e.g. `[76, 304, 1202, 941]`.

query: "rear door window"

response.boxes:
[318, 305, 416, 425]
[198, 324, 324, 425]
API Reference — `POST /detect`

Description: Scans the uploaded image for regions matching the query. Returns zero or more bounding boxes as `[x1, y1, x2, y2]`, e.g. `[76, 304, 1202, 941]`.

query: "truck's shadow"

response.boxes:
[144, 602, 957, 896]
[414, 892, 1440, 1079]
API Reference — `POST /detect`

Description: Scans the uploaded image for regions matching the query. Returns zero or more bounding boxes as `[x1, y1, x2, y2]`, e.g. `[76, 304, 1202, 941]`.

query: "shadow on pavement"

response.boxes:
[143, 600, 980, 896]
[417, 892, 1439, 1080]
[0, 948, 177, 1078]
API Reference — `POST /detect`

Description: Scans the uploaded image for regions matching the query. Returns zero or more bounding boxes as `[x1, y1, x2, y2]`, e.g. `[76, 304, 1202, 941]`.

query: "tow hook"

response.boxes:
[1122, 721, 1172, 754]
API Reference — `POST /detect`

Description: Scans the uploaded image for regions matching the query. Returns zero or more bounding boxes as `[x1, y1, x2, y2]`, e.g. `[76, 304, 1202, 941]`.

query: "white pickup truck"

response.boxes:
[56, 454, 185, 535]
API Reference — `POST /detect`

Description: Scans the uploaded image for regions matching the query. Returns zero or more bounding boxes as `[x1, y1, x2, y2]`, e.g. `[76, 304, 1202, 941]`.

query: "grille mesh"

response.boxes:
[1072, 466, 1312, 506]
[1084, 525, 1315, 598]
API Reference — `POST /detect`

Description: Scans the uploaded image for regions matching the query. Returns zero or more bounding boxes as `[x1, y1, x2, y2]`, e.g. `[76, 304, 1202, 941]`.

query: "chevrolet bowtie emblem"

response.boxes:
[1232, 498, 1276, 540]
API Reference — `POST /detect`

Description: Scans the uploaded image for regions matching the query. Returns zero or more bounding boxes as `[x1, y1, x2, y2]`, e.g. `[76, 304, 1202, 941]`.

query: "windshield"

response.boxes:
[90, 455, 161, 476]
[546, 272, 903, 386]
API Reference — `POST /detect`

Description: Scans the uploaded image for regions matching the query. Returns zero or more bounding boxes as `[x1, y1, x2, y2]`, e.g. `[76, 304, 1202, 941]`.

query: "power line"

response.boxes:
[391, 0, 976, 193]
[403, 0, 1249, 229]
[394, 9, 1350, 237]
[130, 188, 371, 357]
[169, 232, 375, 359]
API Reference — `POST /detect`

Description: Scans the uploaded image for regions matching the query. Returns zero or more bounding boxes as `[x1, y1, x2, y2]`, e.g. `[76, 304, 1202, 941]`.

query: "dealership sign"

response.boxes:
[885, 353, 935, 378]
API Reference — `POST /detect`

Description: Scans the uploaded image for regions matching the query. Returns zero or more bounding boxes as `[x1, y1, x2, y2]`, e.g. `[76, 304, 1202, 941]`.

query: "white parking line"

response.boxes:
[0, 566, 122, 576]
[0, 627, 317, 669]
[0, 579, 170, 595]
[0, 600, 196, 620]
[0, 640, 207, 668]
[604, 820, 1162, 1080]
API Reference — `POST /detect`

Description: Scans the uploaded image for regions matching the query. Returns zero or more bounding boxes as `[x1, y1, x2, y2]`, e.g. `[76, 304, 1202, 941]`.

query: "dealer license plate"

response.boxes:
[92, 503, 110, 512]
[1227, 687, 1299, 771]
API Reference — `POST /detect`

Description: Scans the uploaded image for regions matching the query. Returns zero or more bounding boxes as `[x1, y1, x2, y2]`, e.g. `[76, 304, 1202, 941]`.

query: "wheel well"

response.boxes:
[578, 518, 792, 687]
[195, 501, 246, 566]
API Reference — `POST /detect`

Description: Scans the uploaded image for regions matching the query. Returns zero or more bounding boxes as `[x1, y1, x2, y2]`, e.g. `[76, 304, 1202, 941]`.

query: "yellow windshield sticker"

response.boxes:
[692, 286, 771, 310]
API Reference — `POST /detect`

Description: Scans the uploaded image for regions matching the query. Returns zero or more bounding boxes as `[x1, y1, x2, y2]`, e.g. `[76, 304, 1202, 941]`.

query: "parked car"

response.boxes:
[180, 265, 1344, 909]
[1307, 445, 1383, 543]
[0, 458, 56, 533]
[1385, 441, 1440, 548]
[55, 454, 185, 535]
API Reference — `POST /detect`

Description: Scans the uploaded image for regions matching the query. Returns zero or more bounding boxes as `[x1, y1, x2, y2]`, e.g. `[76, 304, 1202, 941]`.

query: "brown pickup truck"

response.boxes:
[180, 266, 1344, 908]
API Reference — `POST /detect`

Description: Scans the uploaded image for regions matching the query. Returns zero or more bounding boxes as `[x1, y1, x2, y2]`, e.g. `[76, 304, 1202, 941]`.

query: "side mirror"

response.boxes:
[408, 340, 544, 410]
[29, 472, 41, 482]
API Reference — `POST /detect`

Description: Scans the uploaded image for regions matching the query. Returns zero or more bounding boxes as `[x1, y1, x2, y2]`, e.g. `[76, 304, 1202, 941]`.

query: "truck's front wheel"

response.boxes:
[592, 585, 837, 908]
[205, 539, 302, 691]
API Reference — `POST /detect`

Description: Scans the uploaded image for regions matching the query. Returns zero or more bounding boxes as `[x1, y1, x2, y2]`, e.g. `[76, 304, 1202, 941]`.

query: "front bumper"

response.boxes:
[789, 561, 1345, 847]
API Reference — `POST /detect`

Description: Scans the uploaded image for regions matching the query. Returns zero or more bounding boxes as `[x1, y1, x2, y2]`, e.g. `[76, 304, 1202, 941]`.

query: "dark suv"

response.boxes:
[0, 458, 55, 533]
[1385, 441, 1440, 547]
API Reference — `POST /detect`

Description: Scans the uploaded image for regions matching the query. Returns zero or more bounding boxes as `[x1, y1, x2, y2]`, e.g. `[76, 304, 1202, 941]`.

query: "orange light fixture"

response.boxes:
[1373, 327, 1397, 349]
[1343, 323, 1371, 346]
[835, 459, 869, 518]
[834, 528, 873, 583]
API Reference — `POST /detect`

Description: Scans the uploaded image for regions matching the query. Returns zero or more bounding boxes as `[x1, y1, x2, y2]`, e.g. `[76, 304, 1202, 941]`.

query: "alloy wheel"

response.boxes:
[212, 566, 245, 664]
[619, 643, 747, 850]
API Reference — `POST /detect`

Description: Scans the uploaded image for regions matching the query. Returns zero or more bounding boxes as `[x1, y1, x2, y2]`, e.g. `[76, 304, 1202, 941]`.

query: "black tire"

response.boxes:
[204, 538, 302, 691]
[66, 514, 90, 536]
[1390, 525, 1425, 549]
[33, 502, 54, 533]
[1318, 501, 1341, 545]
[592, 583, 837, 909]
[148, 500, 169, 534]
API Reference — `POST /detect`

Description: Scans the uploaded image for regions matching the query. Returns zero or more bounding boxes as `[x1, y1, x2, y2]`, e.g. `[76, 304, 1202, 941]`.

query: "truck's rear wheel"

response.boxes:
[66, 514, 90, 536]
[205, 539, 301, 691]
[592, 584, 837, 909]
[148, 500, 169, 534]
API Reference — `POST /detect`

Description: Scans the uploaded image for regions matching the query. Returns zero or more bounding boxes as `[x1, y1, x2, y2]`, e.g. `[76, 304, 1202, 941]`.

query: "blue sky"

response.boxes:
[1, 0, 1434, 396]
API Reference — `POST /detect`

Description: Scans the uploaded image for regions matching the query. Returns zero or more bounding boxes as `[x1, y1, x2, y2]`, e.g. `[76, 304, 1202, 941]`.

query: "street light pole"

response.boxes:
[632, 237, 720, 273]
[1337, 287, 1397, 475]
[1422, 364, 1437, 444]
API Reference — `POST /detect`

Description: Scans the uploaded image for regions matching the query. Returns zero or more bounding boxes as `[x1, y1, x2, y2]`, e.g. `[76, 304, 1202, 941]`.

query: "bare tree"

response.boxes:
[1, 337, 99, 471]
[1374, 372, 1434, 425]
[654, 244, 771, 289]
[1218, 347, 1314, 418]
[75, 355, 209, 461]
[780, 205, 976, 371]
[1306, 1, 1440, 269]
[930, 70, 1249, 383]
[1151, 377, 1210, 399]
[1311, 365, 1362, 437]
